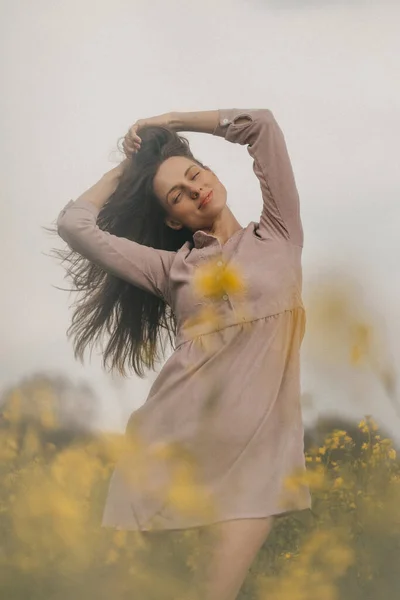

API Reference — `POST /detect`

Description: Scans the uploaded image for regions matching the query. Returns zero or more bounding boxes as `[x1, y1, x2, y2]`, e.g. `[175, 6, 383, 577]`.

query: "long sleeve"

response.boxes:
[57, 198, 175, 301]
[213, 108, 303, 247]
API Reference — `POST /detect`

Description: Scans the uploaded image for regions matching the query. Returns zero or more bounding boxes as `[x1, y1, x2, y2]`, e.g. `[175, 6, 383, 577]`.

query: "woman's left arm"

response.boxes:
[173, 109, 302, 246]
[211, 109, 303, 247]
[170, 111, 220, 134]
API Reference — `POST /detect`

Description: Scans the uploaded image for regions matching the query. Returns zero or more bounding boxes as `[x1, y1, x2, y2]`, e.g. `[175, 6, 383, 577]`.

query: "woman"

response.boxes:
[57, 108, 311, 600]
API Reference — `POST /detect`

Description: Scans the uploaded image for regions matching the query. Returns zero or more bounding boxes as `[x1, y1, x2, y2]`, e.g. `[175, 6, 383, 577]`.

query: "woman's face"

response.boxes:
[153, 156, 227, 232]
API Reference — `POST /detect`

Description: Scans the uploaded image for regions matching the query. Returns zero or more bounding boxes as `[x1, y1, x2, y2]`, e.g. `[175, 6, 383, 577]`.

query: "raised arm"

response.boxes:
[57, 166, 175, 301]
[123, 108, 302, 247]
[211, 109, 303, 246]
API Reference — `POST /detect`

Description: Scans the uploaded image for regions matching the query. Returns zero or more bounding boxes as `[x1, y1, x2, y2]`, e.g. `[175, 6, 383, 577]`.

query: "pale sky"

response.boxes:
[2, 0, 400, 439]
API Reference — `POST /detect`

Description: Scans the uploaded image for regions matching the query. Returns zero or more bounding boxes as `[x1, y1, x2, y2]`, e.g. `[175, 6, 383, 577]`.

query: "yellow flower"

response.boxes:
[193, 258, 245, 300]
[182, 305, 223, 345]
[388, 449, 397, 460]
[350, 344, 362, 365]
[284, 474, 302, 492]
[335, 430, 347, 438]
[304, 468, 326, 491]
[350, 323, 371, 366]
[112, 531, 127, 548]
[105, 548, 119, 565]
[167, 467, 213, 518]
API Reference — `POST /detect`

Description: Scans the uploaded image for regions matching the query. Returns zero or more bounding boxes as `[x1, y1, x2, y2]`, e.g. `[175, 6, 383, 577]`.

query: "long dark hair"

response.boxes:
[56, 126, 204, 377]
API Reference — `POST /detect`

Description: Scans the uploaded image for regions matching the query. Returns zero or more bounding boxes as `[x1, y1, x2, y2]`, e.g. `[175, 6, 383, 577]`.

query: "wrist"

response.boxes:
[169, 112, 182, 131]
[168, 110, 219, 134]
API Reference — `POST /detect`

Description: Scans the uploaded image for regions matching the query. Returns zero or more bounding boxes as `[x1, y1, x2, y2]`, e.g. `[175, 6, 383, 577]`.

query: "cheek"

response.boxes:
[213, 176, 225, 194]
[215, 180, 227, 202]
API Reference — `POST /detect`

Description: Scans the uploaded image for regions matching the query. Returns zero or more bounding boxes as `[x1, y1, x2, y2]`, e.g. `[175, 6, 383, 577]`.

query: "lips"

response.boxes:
[199, 190, 213, 209]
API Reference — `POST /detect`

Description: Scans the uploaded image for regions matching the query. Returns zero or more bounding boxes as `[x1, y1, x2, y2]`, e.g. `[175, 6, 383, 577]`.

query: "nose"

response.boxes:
[189, 185, 202, 200]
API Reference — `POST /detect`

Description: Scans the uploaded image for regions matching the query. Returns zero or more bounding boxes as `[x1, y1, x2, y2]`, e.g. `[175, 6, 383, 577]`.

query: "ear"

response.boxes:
[165, 217, 183, 231]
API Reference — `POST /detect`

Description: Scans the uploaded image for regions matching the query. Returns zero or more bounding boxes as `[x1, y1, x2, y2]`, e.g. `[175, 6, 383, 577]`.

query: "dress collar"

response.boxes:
[192, 229, 218, 249]
[191, 225, 248, 250]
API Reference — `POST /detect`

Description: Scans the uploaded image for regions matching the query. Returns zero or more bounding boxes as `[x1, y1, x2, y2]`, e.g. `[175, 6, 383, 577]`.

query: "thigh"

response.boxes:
[211, 517, 273, 561]
[197, 517, 274, 600]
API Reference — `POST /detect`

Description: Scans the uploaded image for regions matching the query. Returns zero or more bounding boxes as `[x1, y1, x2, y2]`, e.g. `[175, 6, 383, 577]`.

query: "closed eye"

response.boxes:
[172, 172, 201, 203]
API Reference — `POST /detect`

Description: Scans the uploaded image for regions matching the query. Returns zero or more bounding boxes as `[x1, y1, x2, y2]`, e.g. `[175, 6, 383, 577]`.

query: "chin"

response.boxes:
[211, 194, 227, 215]
[201, 199, 223, 223]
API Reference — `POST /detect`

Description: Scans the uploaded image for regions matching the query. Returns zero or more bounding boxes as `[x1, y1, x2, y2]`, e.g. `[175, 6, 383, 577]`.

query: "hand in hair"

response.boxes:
[122, 112, 174, 157]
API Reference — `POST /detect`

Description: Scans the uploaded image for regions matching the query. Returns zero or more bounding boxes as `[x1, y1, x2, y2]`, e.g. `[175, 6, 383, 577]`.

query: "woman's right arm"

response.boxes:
[57, 164, 175, 300]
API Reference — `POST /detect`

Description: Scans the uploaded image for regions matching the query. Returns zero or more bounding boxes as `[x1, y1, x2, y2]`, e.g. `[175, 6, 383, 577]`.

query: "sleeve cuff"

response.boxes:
[212, 109, 255, 138]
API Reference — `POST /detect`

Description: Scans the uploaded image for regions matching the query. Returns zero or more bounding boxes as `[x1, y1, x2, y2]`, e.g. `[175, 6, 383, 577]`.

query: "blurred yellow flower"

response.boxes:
[193, 257, 245, 300]
[350, 323, 371, 366]
[2, 373, 400, 599]
[112, 530, 127, 548]
[105, 548, 119, 565]
[183, 305, 222, 341]
[166, 463, 213, 520]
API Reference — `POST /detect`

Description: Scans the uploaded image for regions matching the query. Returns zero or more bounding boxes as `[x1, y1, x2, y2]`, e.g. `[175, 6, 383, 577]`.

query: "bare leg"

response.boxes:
[197, 517, 274, 600]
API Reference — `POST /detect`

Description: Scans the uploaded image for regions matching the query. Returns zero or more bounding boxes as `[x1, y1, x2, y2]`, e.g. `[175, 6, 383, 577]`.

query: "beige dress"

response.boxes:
[57, 109, 311, 531]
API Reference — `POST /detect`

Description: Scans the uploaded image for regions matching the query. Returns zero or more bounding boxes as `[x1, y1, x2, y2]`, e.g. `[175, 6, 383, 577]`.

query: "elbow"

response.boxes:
[235, 110, 274, 148]
[257, 109, 276, 127]
[56, 200, 75, 241]
[56, 210, 72, 243]
[56, 209, 85, 250]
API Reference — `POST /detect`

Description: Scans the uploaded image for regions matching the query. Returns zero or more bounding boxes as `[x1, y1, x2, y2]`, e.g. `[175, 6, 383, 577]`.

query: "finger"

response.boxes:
[130, 132, 142, 144]
[127, 137, 141, 149]
[128, 125, 142, 143]
[128, 139, 141, 152]
[125, 137, 141, 151]
[123, 143, 140, 156]
[123, 136, 140, 151]
[122, 142, 135, 156]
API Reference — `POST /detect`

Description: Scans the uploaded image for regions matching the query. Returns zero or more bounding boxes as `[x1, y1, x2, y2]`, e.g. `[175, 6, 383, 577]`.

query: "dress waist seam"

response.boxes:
[174, 305, 305, 350]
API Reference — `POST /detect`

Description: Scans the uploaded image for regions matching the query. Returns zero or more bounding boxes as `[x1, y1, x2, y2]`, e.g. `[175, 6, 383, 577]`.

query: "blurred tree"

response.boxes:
[0, 373, 98, 439]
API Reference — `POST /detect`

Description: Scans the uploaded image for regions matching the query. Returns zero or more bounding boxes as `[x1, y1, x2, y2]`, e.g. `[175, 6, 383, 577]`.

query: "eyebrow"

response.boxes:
[166, 164, 198, 202]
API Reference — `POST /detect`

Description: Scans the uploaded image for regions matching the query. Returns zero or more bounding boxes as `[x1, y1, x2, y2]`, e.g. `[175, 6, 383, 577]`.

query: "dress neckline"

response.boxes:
[192, 224, 246, 250]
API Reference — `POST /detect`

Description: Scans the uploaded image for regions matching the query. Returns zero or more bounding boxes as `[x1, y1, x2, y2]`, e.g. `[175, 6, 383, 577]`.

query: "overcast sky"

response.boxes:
[2, 0, 399, 438]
